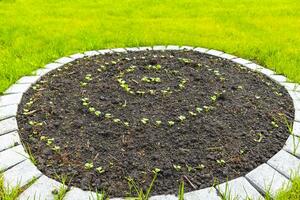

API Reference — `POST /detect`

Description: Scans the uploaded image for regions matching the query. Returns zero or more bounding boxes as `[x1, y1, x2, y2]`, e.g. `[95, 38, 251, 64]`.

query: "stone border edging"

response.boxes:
[1, 45, 300, 200]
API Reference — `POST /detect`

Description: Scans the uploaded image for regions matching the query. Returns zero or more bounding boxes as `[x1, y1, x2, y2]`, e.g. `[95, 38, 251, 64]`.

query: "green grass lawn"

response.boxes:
[0, 0, 300, 93]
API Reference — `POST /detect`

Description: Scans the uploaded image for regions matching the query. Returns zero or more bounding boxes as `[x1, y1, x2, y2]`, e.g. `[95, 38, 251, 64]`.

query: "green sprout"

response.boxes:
[141, 118, 149, 124]
[152, 168, 161, 173]
[96, 166, 105, 174]
[168, 121, 175, 126]
[88, 107, 96, 113]
[196, 107, 203, 113]
[84, 162, 94, 170]
[189, 111, 197, 116]
[52, 146, 60, 152]
[216, 159, 226, 166]
[173, 164, 182, 171]
[46, 138, 55, 146]
[85, 74, 93, 81]
[211, 95, 217, 102]
[195, 164, 205, 170]
[95, 111, 101, 117]
[254, 132, 264, 143]
[178, 115, 186, 122]
[113, 118, 121, 123]
[155, 120, 162, 126]
[105, 113, 112, 119]
[271, 121, 279, 128]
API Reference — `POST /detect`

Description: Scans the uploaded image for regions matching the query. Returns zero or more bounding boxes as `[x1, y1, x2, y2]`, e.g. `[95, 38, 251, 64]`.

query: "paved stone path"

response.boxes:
[1, 45, 300, 200]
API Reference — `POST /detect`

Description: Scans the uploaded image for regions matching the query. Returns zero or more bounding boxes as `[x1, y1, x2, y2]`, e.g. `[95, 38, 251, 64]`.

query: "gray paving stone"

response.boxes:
[125, 47, 140, 52]
[231, 58, 252, 65]
[111, 48, 127, 53]
[293, 121, 300, 136]
[139, 46, 152, 51]
[0, 145, 27, 171]
[287, 90, 300, 101]
[153, 45, 166, 51]
[149, 194, 177, 200]
[16, 76, 41, 84]
[0, 117, 18, 135]
[63, 187, 99, 200]
[243, 63, 263, 71]
[281, 82, 300, 92]
[184, 187, 221, 200]
[0, 104, 18, 120]
[245, 163, 290, 197]
[34, 68, 53, 76]
[98, 49, 113, 54]
[206, 49, 224, 56]
[69, 53, 85, 59]
[218, 53, 236, 60]
[45, 63, 64, 70]
[0, 94, 23, 107]
[166, 45, 180, 50]
[84, 50, 100, 56]
[4, 83, 31, 94]
[3, 159, 42, 188]
[295, 110, 300, 122]
[256, 67, 275, 76]
[217, 177, 263, 200]
[18, 175, 63, 200]
[55, 57, 74, 64]
[0, 131, 20, 151]
[284, 135, 300, 157]
[294, 100, 300, 110]
[268, 150, 300, 178]
[193, 47, 209, 53]
[269, 75, 288, 83]
[179, 46, 194, 50]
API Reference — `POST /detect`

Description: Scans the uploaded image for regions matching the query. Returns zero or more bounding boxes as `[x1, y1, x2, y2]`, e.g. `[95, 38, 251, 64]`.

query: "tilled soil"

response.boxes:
[17, 50, 294, 197]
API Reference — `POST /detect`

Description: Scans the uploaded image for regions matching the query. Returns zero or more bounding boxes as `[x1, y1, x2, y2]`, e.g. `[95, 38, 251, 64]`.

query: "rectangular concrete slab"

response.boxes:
[0, 104, 18, 121]
[34, 68, 53, 76]
[284, 135, 300, 157]
[256, 67, 275, 76]
[55, 57, 74, 64]
[217, 177, 263, 200]
[139, 46, 152, 51]
[69, 53, 85, 59]
[16, 76, 41, 84]
[0, 117, 18, 135]
[232, 58, 252, 66]
[218, 53, 236, 60]
[179, 46, 194, 50]
[45, 63, 64, 70]
[193, 47, 209, 53]
[166, 45, 180, 50]
[18, 175, 64, 200]
[153, 46, 166, 51]
[84, 50, 100, 56]
[4, 84, 31, 94]
[0, 131, 20, 151]
[149, 195, 177, 200]
[98, 49, 113, 54]
[111, 48, 127, 53]
[269, 75, 288, 83]
[293, 121, 300, 136]
[245, 163, 290, 197]
[64, 187, 100, 200]
[295, 110, 300, 122]
[184, 187, 221, 200]
[0, 94, 23, 107]
[3, 159, 42, 188]
[125, 47, 140, 52]
[243, 63, 263, 71]
[268, 150, 300, 178]
[206, 49, 224, 56]
[281, 82, 300, 92]
[0, 145, 27, 171]
[288, 91, 300, 101]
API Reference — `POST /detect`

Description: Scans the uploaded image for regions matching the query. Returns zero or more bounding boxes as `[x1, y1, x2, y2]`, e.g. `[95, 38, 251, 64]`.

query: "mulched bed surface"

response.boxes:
[17, 50, 294, 197]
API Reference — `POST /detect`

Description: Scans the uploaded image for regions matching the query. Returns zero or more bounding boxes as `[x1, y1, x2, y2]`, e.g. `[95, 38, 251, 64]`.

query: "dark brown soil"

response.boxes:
[17, 50, 294, 197]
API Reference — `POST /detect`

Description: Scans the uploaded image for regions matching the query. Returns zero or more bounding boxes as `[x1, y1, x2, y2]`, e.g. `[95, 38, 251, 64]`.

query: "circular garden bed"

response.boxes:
[17, 49, 294, 197]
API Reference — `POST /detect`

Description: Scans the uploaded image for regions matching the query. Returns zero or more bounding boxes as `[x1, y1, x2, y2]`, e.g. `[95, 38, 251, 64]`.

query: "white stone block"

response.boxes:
[0, 117, 18, 135]
[206, 49, 224, 56]
[153, 46, 166, 51]
[193, 47, 209, 53]
[0, 94, 23, 107]
[246, 164, 290, 197]
[268, 150, 300, 178]
[184, 187, 221, 200]
[0, 145, 27, 171]
[111, 48, 127, 53]
[0, 104, 18, 121]
[269, 75, 288, 83]
[84, 50, 100, 56]
[98, 49, 113, 54]
[4, 84, 31, 94]
[16, 76, 41, 84]
[232, 58, 252, 65]
[149, 194, 177, 200]
[69, 53, 85, 59]
[293, 121, 300, 136]
[179, 46, 194, 50]
[284, 135, 300, 157]
[139, 46, 152, 51]
[166, 45, 180, 50]
[0, 131, 20, 151]
[125, 47, 140, 52]
[55, 57, 74, 64]
[45, 63, 64, 70]
[217, 177, 263, 200]
[18, 175, 64, 200]
[3, 159, 42, 188]
[64, 187, 99, 200]
[281, 83, 300, 92]
[34, 68, 53, 76]
[256, 67, 275, 76]
[218, 53, 236, 60]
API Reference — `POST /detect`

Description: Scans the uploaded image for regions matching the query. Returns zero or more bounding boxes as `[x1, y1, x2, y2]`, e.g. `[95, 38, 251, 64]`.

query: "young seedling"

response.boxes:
[46, 138, 55, 146]
[95, 111, 101, 117]
[271, 121, 279, 128]
[216, 159, 226, 166]
[189, 111, 197, 116]
[113, 118, 121, 123]
[141, 118, 149, 124]
[254, 132, 264, 143]
[195, 164, 205, 171]
[173, 164, 182, 171]
[52, 146, 61, 152]
[84, 162, 94, 170]
[88, 107, 96, 113]
[178, 115, 186, 122]
[168, 121, 175, 126]
[85, 74, 93, 81]
[105, 113, 112, 119]
[196, 107, 203, 113]
[96, 166, 105, 174]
